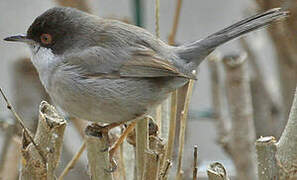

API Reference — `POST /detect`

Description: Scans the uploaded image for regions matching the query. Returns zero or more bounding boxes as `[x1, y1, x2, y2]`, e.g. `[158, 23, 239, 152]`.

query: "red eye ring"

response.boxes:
[40, 33, 52, 45]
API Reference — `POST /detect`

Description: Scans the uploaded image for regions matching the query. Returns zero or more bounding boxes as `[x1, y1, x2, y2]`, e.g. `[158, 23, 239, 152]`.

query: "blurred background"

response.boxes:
[0, 0, 296, 179]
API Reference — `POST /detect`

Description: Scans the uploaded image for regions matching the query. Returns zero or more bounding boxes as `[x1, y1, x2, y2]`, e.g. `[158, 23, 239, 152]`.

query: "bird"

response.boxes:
[4, 6, 288, 162]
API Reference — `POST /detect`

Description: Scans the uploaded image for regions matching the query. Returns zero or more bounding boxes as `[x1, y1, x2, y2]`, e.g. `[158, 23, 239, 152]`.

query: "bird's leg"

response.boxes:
[109, 121, 137, 157]
[91, 121, 137, 173]
[91, 122, 123, 134]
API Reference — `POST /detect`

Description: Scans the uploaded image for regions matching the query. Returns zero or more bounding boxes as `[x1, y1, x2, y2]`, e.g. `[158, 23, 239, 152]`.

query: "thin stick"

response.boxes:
[58, 141, 86, 180]
[154, 0, 162, 135]
[168, 0, 183, 45]
[193, 145, 198, 180]
[0, 88, 46, 164]
[176, 80, 195, 179]
[161, 0, 184, 177]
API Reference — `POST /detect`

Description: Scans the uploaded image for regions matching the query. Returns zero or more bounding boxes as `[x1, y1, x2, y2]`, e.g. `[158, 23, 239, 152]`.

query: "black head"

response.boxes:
[5, 7, 95, 55]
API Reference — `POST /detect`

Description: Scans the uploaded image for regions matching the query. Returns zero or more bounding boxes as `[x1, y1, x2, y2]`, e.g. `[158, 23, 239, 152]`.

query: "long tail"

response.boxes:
[176, 8, 289, 66]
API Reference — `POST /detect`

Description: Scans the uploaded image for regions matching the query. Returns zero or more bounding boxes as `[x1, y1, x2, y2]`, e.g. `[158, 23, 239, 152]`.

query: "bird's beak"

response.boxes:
[4, 35, 33, 43]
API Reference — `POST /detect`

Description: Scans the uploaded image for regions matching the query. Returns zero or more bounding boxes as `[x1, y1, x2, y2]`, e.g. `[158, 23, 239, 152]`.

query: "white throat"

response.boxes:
[29, 44, 58, 91]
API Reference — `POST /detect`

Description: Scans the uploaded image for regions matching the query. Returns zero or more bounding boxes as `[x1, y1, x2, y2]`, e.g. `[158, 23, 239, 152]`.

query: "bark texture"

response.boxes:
[21, 101, 66, 180]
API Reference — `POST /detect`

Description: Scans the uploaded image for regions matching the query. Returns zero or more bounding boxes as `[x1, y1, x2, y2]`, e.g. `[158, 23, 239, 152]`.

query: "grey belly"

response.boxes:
[49, 76, 188, 123]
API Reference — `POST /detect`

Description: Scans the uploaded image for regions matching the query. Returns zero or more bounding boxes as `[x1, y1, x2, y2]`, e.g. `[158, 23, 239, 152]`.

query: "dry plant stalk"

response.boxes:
[85, 124, 114, 180]
[176, 80, 195, 180]
[21, 101, 66, 180]
[255, 136, 278, 179]
[277, 86, 297, 179]
[222, 54, 257, 180]
[193, 145, 198, 180]
[136, 117, 149, 179]
[207, 162, 230, 180]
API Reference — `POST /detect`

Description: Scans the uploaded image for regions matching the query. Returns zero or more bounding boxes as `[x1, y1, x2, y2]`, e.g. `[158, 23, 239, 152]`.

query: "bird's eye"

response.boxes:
[40, 33, 52, 45]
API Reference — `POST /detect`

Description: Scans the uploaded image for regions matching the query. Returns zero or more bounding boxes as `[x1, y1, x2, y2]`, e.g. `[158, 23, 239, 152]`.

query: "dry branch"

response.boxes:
[207, 162, 230, 180]
[85, 124, 114, 180]
[277, 86, 297, 179]
[222, 54, 257, 180]
[255, 136, 278, 179]
[21, 101, 66, 180]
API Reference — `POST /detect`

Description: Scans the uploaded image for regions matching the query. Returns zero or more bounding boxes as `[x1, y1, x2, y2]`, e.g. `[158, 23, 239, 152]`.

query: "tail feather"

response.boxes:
[177, 8, 289, 66]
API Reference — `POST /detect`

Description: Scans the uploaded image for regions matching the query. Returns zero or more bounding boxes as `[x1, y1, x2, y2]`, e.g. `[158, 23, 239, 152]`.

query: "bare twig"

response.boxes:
[85, 124, 114, 180]
[207, 162, 230, 180]
[277, 86, 297, 179]
[176, 80, 195, 180]
[58, 141, 86, 180]
[255, 136, 278, 179]
[21, 101, 66, 180]
[161, 0, 184, 177]
[0, 88, 47, 164]
[193, 145, 198, 180]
